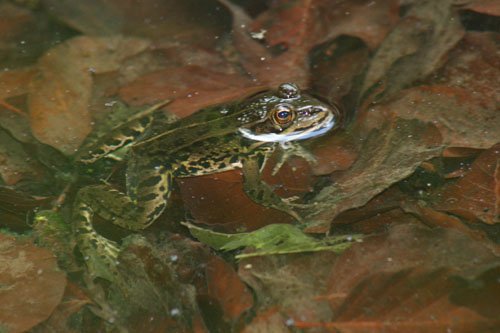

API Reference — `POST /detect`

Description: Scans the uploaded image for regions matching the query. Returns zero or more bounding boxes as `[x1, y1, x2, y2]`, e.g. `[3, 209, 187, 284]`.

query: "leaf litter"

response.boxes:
[0, 0, 499, 331]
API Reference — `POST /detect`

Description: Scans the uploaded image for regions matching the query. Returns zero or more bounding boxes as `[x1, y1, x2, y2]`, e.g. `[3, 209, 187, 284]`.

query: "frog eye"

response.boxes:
[272, 104, 294, 125]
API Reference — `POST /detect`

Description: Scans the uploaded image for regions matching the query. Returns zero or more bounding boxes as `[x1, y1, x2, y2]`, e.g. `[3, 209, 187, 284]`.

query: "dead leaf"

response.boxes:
[223, 0, 399, 87]
[320, 267, 499, 331]
[28, 36, 150, 154]
[0, 234, 66, 333]
[205, 255, 253, 323]
[241, 307, 289, 333]
[0, 67, 35, 100]
[252, 0, 398, 50]
[450, 265, 500, 319]
[41, 0, 230, 48]
[305, 118, 443, 232]
[239, 252, 338, 326]
[0, 3, 34, 41]
[309, 37, 371, 104]
[118, 65, 262, 119]
[0, 129, 45, 184]
[361, 0, 464, 99]
[364, 32, 500, 149]
[310, 130, 360, 176]
[33, 281, 92, 332]
[112, 235, 198, 330]
[435, 142, 500, 225]
[177, 170, 294, 232]
[322, 224, 500, 330]
[461, 1, 500, 16]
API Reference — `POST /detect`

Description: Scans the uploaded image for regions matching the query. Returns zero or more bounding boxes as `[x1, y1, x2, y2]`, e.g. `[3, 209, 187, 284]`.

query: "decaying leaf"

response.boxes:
[0, 129, 45, 184]
[305, 118, 443, 232]
[435, 142, 500, 225]
[183, 222, 363, 259]
[41, 0, 230, 48]
[0, 0, 499, 330]
[223, 0, 399, 87]
[205, 255, 253, 323]
[321, 224, 500, 331]
[364, 32, 500, 149]
[28, 35, 150, 154]
[238, 252, 340, 329]
[361, 0, 464, 99]
[118, 65, 262, 119]
[0, 233, 67, 333]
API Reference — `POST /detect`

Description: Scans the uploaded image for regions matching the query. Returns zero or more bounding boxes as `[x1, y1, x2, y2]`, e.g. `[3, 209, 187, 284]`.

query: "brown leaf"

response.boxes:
[41, 0, 229, 48]
[0, 234, 67, 333]
[0, 67, 35, 100]
[252, 0, 398, 50]
[33, 281, 92, 333]
[238, 253, 337, 325]
[118, 65, 262, 119]
[362, 0, 464, 99]
[0, 129, 45, 185]
[323, 224, 500, 330]
[461, 1, 500, 16]
[205, 255, 253, 323]
[305, 118, 443, 232]
[311, 130, 360, 176]
[28, 36, 150, 154]
[401, 201, 493, 245]
[435, 142, 500, 225]
[0, 3, 33, 41]
[364, 32, 500, 149]
[321, 268, 498, 331]
[112, 236, 198, 330]
[241, 307, 289, 333]
[0, 187, 53, 232]
[450, 265, 500, 319]
[223, 0, 398, 87]
[177, 169, 295, 232]
[310, 38, 371, 103]
[0, 96, 36, 145]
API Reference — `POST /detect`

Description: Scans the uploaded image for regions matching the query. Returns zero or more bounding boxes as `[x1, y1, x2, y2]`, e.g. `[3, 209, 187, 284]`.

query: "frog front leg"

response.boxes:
[242, 157, 303, 222]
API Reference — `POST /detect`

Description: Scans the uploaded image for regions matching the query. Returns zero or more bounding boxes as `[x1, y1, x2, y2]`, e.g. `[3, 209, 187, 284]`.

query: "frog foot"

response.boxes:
[78, 231, 124, 286]
[272, 142, 318, 176]
[74, 204, 127, 292]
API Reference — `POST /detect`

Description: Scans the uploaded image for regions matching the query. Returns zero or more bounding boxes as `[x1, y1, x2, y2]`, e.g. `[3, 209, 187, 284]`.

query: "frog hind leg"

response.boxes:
[242, 154, 303, 222]
[73, 168, 173, 286]
[73, 202, 123, 285]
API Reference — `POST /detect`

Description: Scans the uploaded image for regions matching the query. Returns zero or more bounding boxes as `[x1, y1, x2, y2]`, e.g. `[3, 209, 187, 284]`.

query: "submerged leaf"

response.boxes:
[322, 224, 500, 330]
[0, 233, 66, 333]
[365, 32, 500, 149]
[0, 129, 45, 184]
[435, 142, 500, 225]
[182, 222, 363, 259]
[205, 255, 253, 322]
[305, 118, 443, 232]
[223, 0, 398, 86]
[362, 0, 464, 99]
[28, 36, 150, 154]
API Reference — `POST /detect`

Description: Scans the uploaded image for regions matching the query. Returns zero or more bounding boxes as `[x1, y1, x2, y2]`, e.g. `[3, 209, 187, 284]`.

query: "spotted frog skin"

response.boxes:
[73, 83, 341, 284]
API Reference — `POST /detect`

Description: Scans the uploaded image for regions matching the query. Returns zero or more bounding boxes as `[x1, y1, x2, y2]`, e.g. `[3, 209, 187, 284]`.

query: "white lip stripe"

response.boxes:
[238, 112, 335, 142]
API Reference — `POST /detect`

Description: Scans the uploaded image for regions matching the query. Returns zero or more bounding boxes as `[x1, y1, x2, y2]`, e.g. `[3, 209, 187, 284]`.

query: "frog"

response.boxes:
[72, 83, 341, 285]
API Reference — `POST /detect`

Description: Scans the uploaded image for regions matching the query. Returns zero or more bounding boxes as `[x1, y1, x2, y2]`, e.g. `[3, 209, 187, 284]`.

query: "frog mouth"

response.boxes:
[238, 111, 335, 143]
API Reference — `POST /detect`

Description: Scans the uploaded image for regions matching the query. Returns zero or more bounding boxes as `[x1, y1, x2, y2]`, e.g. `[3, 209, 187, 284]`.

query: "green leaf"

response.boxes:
[182, 222, 365, 259]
